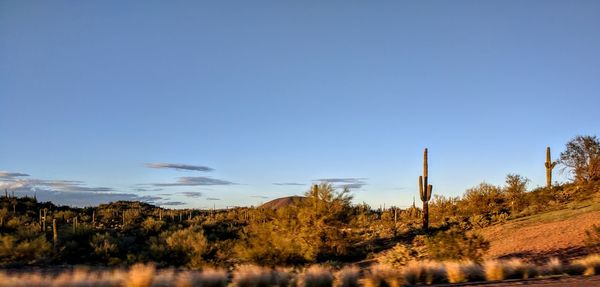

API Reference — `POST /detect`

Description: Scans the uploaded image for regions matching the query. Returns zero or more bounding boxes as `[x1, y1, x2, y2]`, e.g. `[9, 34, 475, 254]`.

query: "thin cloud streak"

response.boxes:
[273, 182, 305, 186]
[145, 163, 214, 172]
[153, 176, 235, 187]
[313, 178, 367, 189]
[159, 201, 186, 206]
[181, 191, 203, 198]
[0, 171, 30, 178]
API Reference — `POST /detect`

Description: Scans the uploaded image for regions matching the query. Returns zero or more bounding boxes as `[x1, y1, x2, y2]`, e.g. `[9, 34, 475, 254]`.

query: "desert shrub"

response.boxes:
[468, 214, 490, 228]
[425, 229, 489, 262]
[164, 226, 208, 267]
[235, 220, 317, 266]
[141, 217, 164, 234]
[0, 234, 51, 265]
[236, 184, 360, 266]
[90, 232, 119, 263]
[585, 225, 600, 253]
[377, 243, 414, 267]
[460, 183, 508, 217]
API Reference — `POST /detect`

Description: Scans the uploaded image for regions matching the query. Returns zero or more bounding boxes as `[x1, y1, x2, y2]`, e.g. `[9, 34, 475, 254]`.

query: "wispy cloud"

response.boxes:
[206, 197, 220, 201]
[0, 171, 30, 178]
[273, 182, 305, 186]
[0, 171, 163, 207]
[313, 178, 367, 189]
[159, 201, 186, 206]
[145, 163, 214, 172]
[180, 191, 202, 198]
[250, 195, 269, 199]
[132, 187, 164, 192]
[154, 176, 234, 187]
[0, 179, 113, 193]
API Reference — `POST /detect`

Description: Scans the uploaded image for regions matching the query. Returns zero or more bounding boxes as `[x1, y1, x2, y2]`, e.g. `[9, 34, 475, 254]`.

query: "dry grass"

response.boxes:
[362, 264, 402, 287]
[483, 259, 537, 281]
[0, 266, 229, 287]
[300, 266, 333, 287]
[541, 257, 564, 276]
[1, 255, 600, 287]
[232, 265, 274, 287]
[402, 261, 447, 285]
[334, 266, 359, 287]
[125, 263, 156, 287]
[445, 261, 484, 283]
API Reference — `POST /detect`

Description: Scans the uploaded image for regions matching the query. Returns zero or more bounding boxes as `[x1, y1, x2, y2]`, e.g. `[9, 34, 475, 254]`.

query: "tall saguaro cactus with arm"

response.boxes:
[419, 148, 433, 231]
[545, 146, 557, 188]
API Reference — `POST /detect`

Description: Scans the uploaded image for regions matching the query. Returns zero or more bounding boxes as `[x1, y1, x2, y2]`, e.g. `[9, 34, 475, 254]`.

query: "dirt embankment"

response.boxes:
[480, 210, 600, 262]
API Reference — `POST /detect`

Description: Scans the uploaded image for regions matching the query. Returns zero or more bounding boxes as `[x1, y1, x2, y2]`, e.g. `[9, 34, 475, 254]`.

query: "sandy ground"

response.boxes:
[480, 210, 600, 262]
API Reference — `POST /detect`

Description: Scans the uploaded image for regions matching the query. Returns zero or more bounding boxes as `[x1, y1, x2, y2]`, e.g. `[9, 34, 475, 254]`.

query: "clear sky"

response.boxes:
[1, 1, 599, 208]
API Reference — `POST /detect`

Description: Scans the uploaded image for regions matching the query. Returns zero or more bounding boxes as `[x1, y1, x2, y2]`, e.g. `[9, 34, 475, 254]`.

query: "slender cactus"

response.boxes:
[92, 210, 96, 227]
[39, 209, 47, 232]
[419, 148, 433, 231]
[53, 219, 58, 251]
[545, 146, 557, 188]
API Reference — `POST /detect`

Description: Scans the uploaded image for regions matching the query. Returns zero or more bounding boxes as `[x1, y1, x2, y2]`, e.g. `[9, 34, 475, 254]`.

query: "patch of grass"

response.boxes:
[403, 261, 447, 285]
[517, 201, 600, 226]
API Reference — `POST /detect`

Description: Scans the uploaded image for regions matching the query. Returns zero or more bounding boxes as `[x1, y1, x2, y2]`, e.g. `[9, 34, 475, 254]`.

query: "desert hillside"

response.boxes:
[481, 199, 600, 263]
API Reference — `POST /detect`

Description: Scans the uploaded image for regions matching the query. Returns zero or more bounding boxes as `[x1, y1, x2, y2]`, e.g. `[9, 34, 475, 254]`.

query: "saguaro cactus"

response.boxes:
[419, 148, 433, 231]
[545, 147, 557, 188]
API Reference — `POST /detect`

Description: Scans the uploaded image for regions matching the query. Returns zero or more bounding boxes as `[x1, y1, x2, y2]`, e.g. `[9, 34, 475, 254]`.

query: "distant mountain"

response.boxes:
[260, 196, 306, 209]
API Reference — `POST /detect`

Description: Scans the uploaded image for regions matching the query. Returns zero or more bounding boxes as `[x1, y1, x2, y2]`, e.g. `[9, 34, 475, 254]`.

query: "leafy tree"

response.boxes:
[559, 135, 600, 183]
[504, 174, 529, 213]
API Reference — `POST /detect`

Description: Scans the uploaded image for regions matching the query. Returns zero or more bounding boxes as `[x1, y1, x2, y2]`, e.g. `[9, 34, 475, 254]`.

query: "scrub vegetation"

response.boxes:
[0, 135, 599, 286]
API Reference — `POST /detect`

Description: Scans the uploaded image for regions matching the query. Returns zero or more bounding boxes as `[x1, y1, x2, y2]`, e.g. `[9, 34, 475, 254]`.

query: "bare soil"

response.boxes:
[480, 210, 600, 263]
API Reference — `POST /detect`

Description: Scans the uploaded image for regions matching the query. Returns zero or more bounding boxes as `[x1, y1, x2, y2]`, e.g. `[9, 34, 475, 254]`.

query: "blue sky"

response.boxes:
[1, 1, 599, 208]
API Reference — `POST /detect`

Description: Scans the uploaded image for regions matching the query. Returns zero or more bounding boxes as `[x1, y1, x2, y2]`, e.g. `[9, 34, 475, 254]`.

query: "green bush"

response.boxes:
[425, 229, 489, 262]
[0, 234, 51, 265]
[378, 243, 414, 267]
